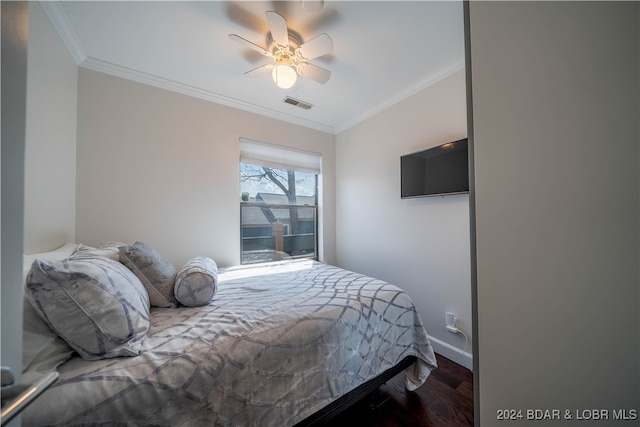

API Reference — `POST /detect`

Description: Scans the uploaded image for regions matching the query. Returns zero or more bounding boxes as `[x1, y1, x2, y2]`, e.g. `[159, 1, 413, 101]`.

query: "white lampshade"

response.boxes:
[272, 65, 297, 89]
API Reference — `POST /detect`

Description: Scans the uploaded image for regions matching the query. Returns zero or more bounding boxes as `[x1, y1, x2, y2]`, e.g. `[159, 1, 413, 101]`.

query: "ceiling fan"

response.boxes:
[229, 10, 334, 90]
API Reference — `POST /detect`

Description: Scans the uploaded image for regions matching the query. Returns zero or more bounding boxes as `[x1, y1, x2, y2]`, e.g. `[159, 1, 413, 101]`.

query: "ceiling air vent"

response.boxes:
[283, 96, 313, 110]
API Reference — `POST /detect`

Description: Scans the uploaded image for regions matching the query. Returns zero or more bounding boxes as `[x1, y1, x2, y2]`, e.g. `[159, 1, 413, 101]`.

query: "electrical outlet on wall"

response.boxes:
[445, 311, 455, 327]
[445, 311, 459, 334]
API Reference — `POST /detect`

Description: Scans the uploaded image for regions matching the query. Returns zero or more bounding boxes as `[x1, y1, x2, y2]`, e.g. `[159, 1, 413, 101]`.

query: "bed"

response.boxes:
[19, 243, 437, 426]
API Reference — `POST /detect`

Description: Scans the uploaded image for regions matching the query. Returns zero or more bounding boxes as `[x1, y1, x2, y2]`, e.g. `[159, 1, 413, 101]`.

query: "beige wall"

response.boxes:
[24, 2, 77, 254]
[75, 69, 336, 268]
[336, 69, 472, 368]
[468, 1, 639, 424]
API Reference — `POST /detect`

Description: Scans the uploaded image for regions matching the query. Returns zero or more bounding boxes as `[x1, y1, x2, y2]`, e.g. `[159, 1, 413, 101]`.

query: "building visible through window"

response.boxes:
[240, 161, 319, 264]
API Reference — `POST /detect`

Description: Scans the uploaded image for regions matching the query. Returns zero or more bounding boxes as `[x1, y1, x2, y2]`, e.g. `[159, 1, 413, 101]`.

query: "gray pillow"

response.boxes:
[25, 256, 150, 360]
[119, 241, 178, 308]
[174, 257, 218, 307]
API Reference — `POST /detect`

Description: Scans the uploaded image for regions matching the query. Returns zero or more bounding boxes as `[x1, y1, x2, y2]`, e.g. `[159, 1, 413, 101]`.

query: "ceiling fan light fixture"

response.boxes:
[230, 10, 333, 88]
[272, 64, 297, 89]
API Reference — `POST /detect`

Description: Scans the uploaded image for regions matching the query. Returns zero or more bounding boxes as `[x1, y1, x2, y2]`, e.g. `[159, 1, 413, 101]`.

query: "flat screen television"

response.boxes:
[401, 138, 469, 198]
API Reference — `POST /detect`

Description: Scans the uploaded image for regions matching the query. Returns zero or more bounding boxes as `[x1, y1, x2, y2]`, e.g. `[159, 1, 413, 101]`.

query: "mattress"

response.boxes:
[23, 259, 437, 426]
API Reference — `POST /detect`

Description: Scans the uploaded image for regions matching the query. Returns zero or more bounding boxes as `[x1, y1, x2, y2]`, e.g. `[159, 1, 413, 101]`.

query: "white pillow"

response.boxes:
[22, 244, 78, 380]
[26, 256, 150, 360]
[70, 241, 125, 261]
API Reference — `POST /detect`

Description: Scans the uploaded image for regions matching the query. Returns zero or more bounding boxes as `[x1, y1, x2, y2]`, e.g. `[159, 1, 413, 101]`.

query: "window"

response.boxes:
[239, 138, 320, 264]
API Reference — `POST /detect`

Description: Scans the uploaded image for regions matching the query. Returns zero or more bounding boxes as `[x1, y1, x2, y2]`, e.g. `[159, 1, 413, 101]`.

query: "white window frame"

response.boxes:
[239, 137, 322, 264]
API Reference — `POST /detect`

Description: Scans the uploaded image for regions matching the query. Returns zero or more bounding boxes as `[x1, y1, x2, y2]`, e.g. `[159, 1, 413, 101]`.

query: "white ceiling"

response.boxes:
[44, 1, 465, 134]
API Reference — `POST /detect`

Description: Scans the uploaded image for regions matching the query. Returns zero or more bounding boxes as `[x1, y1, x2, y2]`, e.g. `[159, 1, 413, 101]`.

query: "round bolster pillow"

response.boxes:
[174, 257, 218, 307]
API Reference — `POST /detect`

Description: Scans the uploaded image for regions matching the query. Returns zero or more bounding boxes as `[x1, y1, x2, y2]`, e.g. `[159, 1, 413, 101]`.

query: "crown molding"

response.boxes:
[80, 57, 463, 137]
[40, 1, 86, 65]
[79, 57, 336, 134]
[334, 59, 465, 134]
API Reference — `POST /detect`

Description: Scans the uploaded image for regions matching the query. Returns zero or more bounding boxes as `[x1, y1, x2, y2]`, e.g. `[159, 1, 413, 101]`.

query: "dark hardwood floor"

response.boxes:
[327, 354, 473, 426]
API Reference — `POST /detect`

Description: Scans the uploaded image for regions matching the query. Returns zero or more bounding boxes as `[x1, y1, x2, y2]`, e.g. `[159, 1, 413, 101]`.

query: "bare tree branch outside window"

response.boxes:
[240, 164, 316, 236]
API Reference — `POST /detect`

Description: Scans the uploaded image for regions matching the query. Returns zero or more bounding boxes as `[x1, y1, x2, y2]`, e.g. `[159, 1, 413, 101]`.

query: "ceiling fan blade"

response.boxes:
[229, 34, 271, 57]
[244, 64, 274, 77]
[298, 63, 331, 84]
[297, 33, 333, 60]
[265, 10, 289, 47]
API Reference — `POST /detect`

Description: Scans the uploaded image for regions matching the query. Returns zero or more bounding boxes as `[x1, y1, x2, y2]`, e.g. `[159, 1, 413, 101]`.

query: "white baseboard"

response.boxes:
[428, 334, 473, 371]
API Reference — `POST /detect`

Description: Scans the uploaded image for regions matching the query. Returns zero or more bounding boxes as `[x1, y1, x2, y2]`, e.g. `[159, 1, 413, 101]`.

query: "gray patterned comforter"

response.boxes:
[23, 260, 437, 426]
